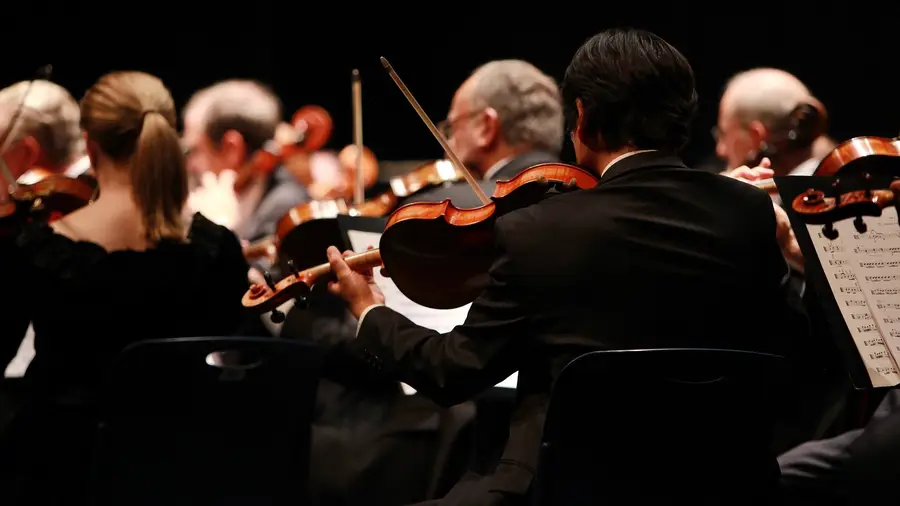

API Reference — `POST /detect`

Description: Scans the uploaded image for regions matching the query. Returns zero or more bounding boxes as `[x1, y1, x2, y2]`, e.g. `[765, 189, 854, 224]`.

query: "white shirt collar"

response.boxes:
[789, 157, 819, 176]
[64, 155, 92, 178]
[482, 156, 513, 180]
[600, 150, 657, 177]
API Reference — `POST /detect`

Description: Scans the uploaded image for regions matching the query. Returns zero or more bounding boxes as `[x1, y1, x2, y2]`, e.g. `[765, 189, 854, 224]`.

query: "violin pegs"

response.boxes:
[862, 172, 872, 197]
[270, 309, 286, 324]
[263, 271, 277, 291]
[286, 259, 299, 276]
[854, 216, 867, 234]
[822, 222, 839, 240]
[294, 295, 310, 310]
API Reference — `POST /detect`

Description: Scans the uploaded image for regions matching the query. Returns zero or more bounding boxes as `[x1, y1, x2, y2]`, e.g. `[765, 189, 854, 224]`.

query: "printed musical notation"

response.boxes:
[807, 213, 900, 387]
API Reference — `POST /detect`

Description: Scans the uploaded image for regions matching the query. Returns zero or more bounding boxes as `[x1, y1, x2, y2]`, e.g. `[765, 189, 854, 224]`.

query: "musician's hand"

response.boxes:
[187, 170, 240, 230]
[891, 179, 900, 205]
[773, 202, 804, 273]
[726, 157, 773, 184]
[326, 246, 385, 318]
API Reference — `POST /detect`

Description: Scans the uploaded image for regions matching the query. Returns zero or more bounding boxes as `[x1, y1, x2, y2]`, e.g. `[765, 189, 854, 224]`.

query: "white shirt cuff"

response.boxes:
[355, 304, 385, 337]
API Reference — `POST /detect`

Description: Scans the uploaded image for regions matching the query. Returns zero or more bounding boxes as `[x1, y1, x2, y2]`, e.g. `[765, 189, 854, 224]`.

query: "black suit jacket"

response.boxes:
[348, 151, 801, 504]
[400, 151, 559, 209]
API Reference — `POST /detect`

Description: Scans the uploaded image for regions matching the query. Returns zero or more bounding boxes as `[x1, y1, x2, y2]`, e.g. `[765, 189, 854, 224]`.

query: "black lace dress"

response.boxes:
[0, 213, 251, 504]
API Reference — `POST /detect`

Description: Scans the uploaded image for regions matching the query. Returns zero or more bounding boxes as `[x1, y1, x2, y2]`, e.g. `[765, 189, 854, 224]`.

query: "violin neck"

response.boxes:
[306, 248, 383, 283]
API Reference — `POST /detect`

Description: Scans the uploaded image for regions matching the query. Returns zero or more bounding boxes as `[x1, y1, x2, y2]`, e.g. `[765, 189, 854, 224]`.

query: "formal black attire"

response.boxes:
[349, 151, 800, 505]
[400, 151, 559, 209]
[0, 213, 251, 504]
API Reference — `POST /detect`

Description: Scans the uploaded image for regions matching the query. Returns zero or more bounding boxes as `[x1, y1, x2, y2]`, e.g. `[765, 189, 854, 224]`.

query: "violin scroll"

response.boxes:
[790, 171, 895, 240]
[291, 105, 333, 152]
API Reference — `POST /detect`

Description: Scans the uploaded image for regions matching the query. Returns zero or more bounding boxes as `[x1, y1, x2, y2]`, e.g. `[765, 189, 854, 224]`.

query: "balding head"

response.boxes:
[182, 79, 281, 176]
[446, 60, 562, 175]
[716, 68, 822, 170]
[0, 80, 84, 172]
[721, 68, 813, 128]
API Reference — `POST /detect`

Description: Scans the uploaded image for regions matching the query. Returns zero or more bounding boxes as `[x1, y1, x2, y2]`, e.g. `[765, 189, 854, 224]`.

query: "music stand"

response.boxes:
[777, 174, 896, 389]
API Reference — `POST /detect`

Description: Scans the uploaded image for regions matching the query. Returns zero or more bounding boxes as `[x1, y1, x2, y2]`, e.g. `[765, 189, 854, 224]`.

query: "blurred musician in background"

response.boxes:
[181, 80, 308, 243]
[0, 80, 89, 182]
[401, 59, 563, 207]
[715, 67, 835, 177]
[325, 29, 801, 505]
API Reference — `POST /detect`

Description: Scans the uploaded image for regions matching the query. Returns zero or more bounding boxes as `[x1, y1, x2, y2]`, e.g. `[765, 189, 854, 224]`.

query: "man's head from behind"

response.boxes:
[182, 80, 281, 176]
[0, 79, 83, 180]
[443, 60, 563, 175]
[716, 68, 818, 170]
[562, 29, 698, 172]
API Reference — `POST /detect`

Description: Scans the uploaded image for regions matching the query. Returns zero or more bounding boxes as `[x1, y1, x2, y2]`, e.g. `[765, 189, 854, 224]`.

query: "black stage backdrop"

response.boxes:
[2, 8, 898, 167]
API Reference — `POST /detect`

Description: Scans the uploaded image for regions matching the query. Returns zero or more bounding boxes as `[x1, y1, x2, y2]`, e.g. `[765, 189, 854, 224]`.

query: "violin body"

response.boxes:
[814, 136, 900, 177]
[0, 172, 97, 237]
[380, 163, 599, 308]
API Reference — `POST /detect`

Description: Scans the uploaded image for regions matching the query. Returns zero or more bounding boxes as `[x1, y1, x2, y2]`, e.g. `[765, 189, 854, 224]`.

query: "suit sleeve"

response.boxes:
[349, 217, 531, 407]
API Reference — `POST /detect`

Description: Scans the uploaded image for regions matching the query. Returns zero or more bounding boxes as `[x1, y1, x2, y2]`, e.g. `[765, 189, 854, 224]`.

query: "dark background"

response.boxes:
[5, 10, 898, 168]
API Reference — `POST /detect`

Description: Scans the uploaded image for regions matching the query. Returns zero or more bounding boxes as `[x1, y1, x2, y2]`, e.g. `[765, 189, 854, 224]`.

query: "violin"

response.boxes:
[0, 169, 97, 237]
[243, 162, 598, 316]
[789, 136, 900, 239]
[243, 158, 465, 265]
[242, 57, 599, 322]
[232, 105, 333, 193]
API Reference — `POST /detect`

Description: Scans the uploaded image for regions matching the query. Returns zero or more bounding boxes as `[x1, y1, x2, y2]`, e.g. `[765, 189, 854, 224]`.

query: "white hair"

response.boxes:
[467, 60, 564, 154]
[0, 80, 84, 168]
[724, 68, 812, 128]
[183, 80, 281, 152]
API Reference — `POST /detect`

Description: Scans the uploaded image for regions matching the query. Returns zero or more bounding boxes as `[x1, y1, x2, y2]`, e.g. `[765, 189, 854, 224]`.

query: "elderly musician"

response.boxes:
[323, 28, 802, 506]
[715, 67, 836, 178]
[402, 59, 563, 207]
[181, 79, 308, 243]
[0, 80, 89, 182]
[278, 57, 566, 505]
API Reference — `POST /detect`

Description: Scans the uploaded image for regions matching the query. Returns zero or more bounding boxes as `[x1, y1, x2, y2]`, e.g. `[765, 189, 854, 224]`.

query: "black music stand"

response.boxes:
[777, 174, 896, 390]
[336, 215, 387, 245]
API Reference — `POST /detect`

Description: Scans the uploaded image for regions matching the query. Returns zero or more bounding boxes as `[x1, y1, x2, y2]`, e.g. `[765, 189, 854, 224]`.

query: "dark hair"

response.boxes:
[561, 28, 698, 153]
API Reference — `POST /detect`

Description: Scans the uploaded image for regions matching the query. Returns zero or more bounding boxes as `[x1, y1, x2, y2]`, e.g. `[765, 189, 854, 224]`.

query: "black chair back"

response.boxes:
[90, 337, 321, 506]
[532, 348, 786, 505]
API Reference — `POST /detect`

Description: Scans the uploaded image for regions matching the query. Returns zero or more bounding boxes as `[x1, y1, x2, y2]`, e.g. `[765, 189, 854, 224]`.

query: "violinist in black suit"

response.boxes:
[401, 59, 563, 207]
[325, 29, 801, 506]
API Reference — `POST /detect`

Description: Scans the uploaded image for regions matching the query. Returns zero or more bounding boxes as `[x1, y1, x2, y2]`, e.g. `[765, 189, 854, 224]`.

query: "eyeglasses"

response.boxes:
[437, 109, 484, 139]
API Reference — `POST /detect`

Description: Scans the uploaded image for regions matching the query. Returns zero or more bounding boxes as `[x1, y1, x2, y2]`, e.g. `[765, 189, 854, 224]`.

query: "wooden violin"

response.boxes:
[242, 57, 599, 321]
[232, 105, 333, 193]
[789, 136, 900, 239]
[243, 162, 599, 315]
[242, 158, 466, 265]
[0, 169, 97, 237]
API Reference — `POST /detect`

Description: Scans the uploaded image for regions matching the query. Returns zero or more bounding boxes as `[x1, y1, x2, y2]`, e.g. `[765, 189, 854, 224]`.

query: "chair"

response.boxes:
[531, 348, 787, 506]
[90, 337, 321, 506]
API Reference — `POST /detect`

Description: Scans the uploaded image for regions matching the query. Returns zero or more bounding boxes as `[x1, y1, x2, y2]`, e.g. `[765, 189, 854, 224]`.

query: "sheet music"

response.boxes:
[807, 217, 900, 387]
[346, 230, 517, 390]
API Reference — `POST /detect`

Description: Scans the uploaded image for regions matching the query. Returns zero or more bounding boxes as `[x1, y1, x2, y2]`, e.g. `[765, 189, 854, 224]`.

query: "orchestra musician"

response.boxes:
[323, 29, 803, 505]
[0, 71, 251, 503]
[0, 79, 90, 182]
[181, 79, 309, 243]
[277, 58, 566, 505]
[715, 67, 836, 179]
[401, 59, 563, 208]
